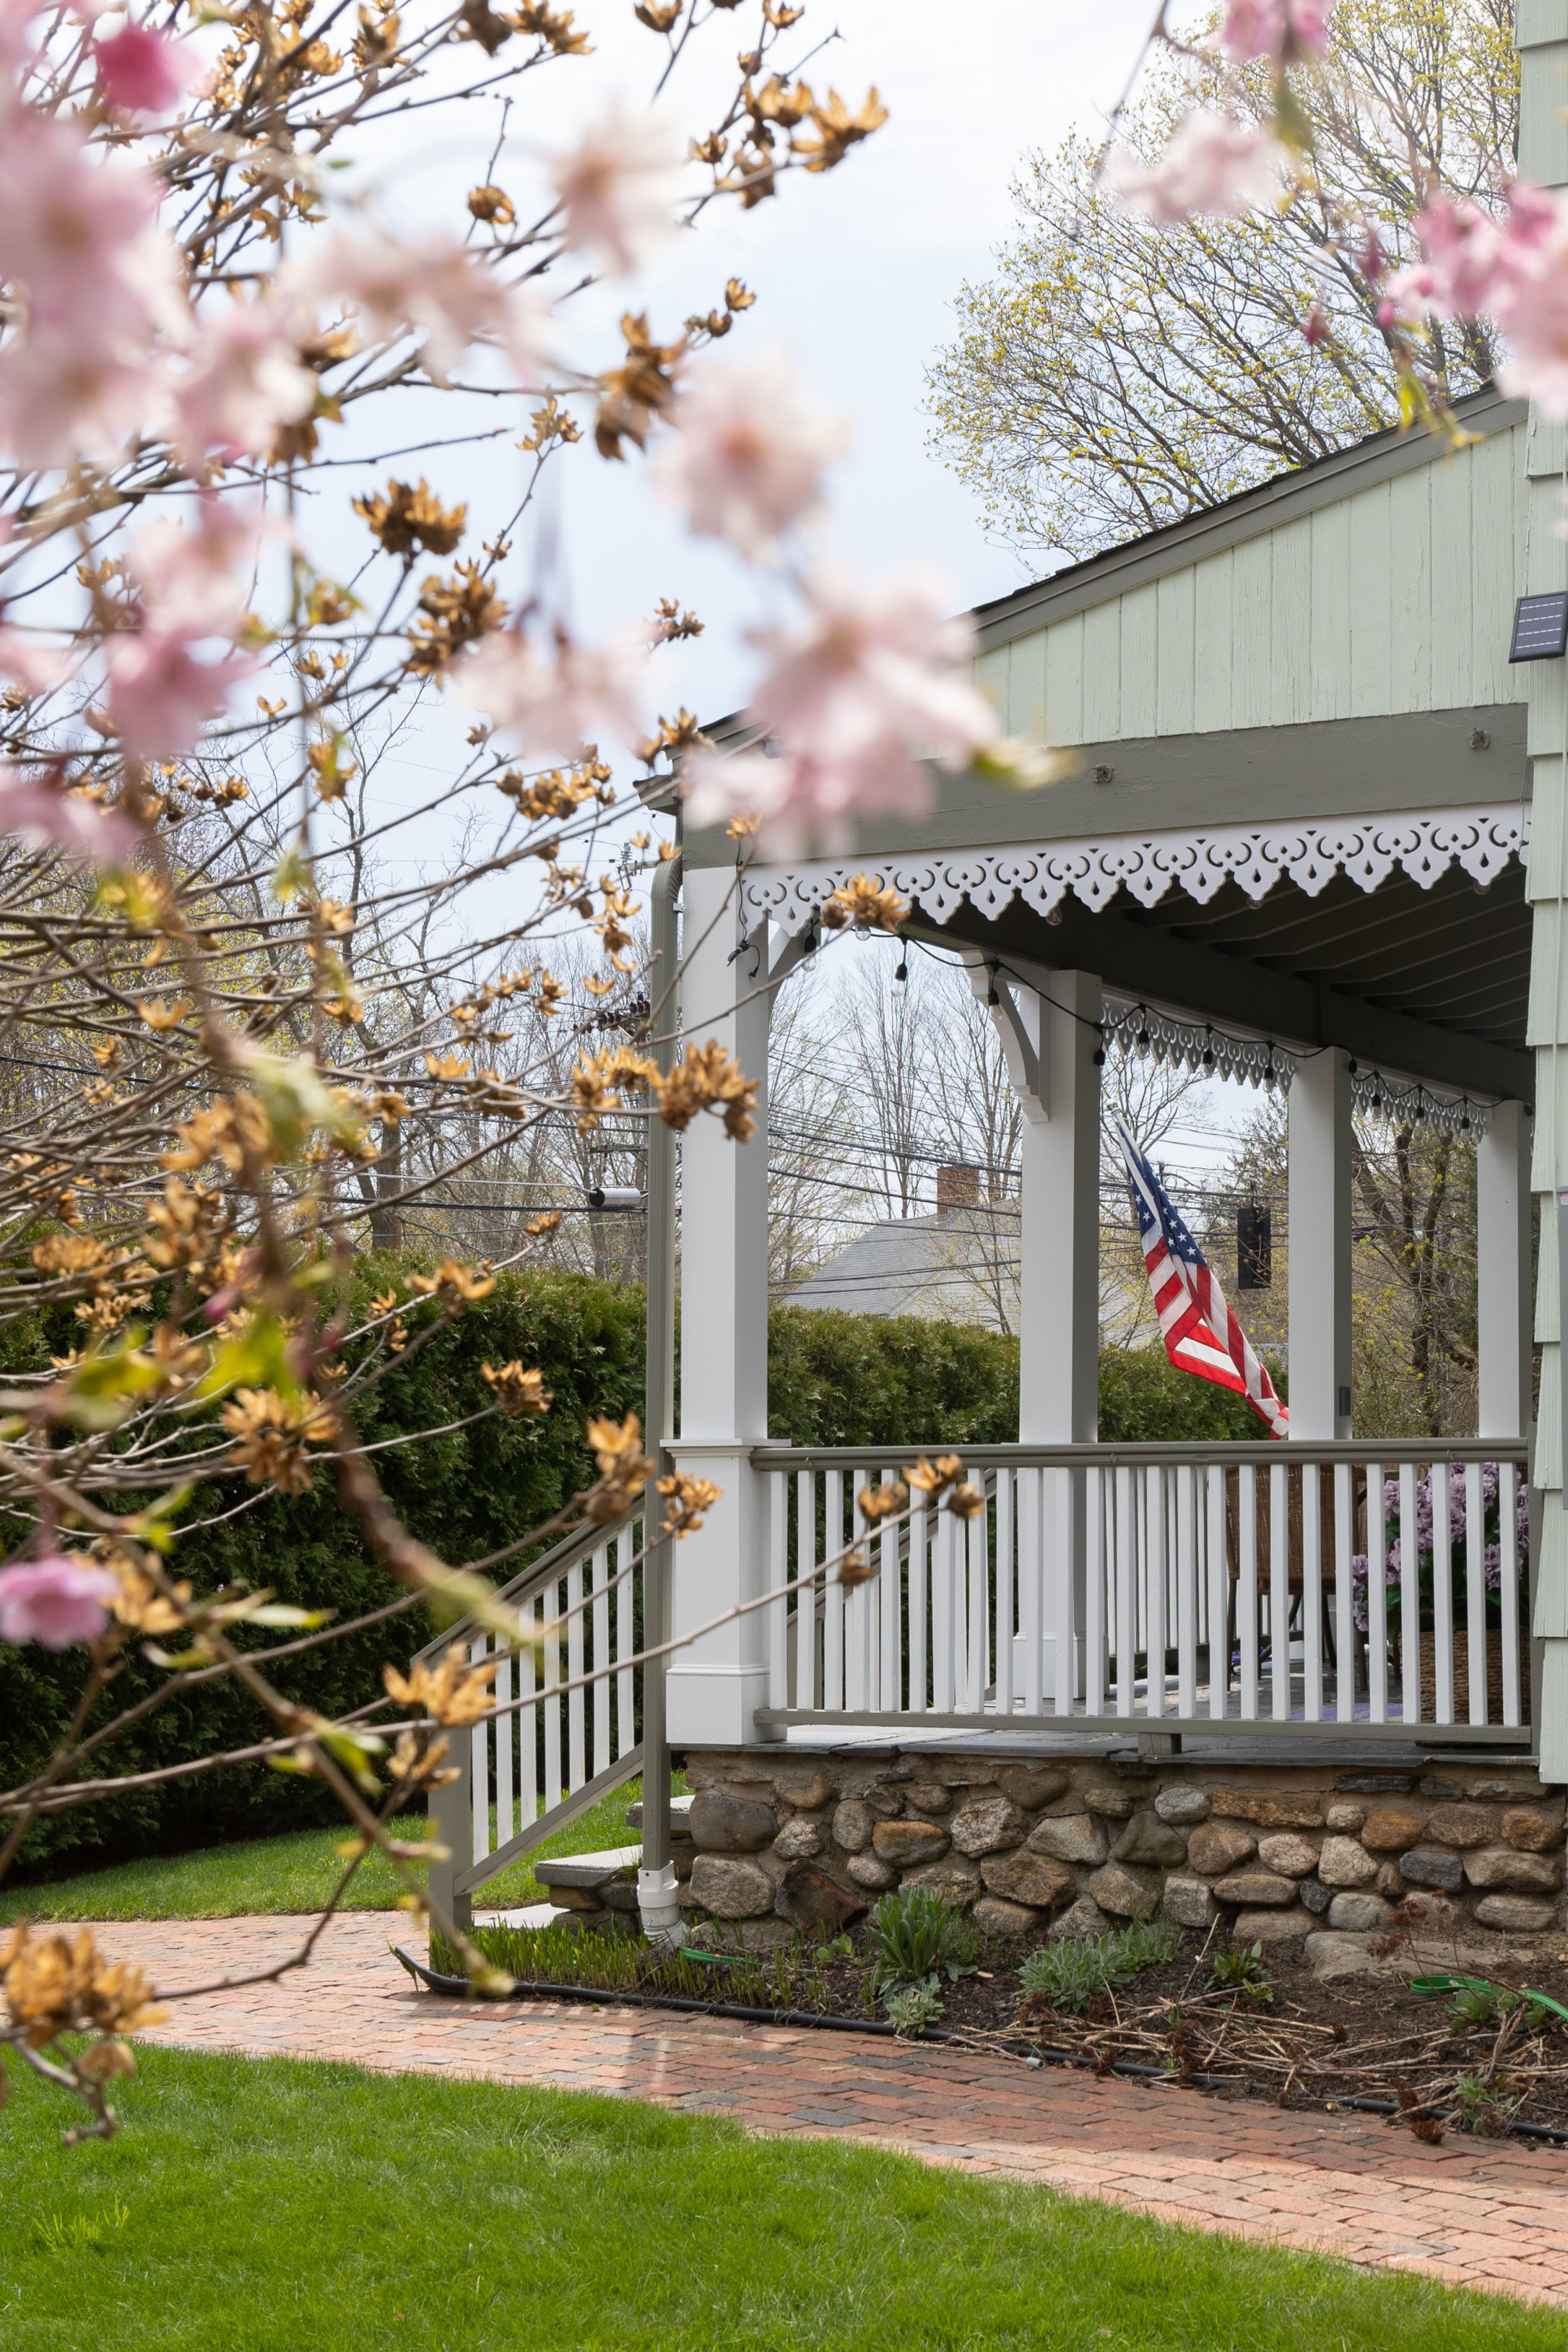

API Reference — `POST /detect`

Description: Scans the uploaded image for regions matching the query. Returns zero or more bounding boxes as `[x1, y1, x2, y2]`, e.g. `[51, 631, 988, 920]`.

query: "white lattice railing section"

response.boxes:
[755, 1443, 1531, 1744]
[423, 1510, 647, 1914]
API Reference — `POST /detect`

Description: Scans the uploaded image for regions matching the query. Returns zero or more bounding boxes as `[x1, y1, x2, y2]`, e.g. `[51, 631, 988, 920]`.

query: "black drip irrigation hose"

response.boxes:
[390, 1950, 1568, 2149]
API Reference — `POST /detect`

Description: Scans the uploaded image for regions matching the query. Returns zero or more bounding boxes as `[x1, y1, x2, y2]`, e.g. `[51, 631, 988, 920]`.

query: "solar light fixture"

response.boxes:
[1510, 592, 1568, 662]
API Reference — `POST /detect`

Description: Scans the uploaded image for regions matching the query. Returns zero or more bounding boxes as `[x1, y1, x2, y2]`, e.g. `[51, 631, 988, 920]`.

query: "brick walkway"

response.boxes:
[82, 1913, 1568, 2308]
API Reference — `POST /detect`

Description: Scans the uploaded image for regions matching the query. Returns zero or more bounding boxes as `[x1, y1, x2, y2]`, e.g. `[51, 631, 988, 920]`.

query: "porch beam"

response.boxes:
[935, 898, 1534, 1100]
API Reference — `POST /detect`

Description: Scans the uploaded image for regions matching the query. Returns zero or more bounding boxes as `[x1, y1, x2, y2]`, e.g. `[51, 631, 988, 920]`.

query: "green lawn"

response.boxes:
[2, 2045, 1557, 2352]
[0, 1772, 681, 1923]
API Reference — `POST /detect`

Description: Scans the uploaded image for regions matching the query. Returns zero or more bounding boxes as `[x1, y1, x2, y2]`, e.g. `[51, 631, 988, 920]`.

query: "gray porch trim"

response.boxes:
[971, 385, 1527, 654]
[753, 1708, 1532, 1750]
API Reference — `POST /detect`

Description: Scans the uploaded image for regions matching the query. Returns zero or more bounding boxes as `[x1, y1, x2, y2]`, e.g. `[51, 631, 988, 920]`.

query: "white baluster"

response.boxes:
[519, 1593, 537, 1824]
[1300, 1464, 1323, 1723]
[1431, 1462, 1454, 1729]
[470, 1632, 489, 1867]
[615, 1531, 633, 1758]
[909, 1488, 929, 1713]
[1207, 1465, 1229, 1720]
[1465, 1458, 1487, 1725]
[1114, 1465, 1135, 1718]
[1019, 1467, 1044, 1717]
[1367, 1466, 1388, 1724]
[933, 1503, 956, 1714]
[593, 1547, 611, 1777]
[795, 1471, 813, 1710]
[1398, 1463, 1418, 1727]
[1334, 1464, 1355, 1729]
[1499, 1461, 1523, 1727]
[1145, 1465, 1167, 1722]
[1239, 1466, 1258, 1721]
[768, 1471, 789, 1711]
[1176, 1464, 1197, 1719]
[1051, 1468, 1076, 1716]
[995, 1468, 1015, 1718]
[1271, 1461, 1290, 1723]
[543, 1589, 562, 1810]
[495, 1646, 514, 1846]
[568, 1557, 586, 1788]
[1085, 1467, 1106, 1716]
[880, 1464, 901, 1710]
[824, 1467, 844, 1712]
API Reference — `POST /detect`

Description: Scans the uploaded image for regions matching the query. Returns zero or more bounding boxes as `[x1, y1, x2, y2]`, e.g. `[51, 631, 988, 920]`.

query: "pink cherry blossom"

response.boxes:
[454, 623, 648, 759]
[0, 765, 140, 861]
[652, 356, 850, 559]
[1212, 0, 1330, 67]
[172, 298, 317, 468]
[1385, 180, 1568, 417]
[104, 628, 252, 760]
[0, 1553, 117, 1647]
[126, 495, 262, 639]
[1108, 114, 1284, 226]
[0, 626, 65, 697]
[0, 332, 162, 470]
[94, 18, 201, 112]
[546, 102, 686, 276]
[694, 564, 999, 853]
[0, 112, 183, 343]
[281, 230, 547, 387]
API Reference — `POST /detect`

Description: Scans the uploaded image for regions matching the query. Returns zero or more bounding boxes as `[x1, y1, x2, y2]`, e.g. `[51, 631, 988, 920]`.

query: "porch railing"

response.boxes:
[753, 1442, 1533, 1748]
[424, 1505, 646, 1925]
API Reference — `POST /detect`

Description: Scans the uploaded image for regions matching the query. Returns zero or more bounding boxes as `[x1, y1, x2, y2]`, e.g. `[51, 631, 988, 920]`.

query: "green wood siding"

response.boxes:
[983, 425, 1530, 746]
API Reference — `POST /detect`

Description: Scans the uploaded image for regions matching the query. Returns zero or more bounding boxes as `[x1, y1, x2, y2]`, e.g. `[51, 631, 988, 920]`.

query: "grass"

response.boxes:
[2, 2045, 1560, 2352]
[0, 1770, 684, 1924]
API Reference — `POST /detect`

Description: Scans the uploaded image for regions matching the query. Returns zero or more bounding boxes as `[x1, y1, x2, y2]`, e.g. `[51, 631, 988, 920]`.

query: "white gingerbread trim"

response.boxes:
[741, 804, 1530, 938]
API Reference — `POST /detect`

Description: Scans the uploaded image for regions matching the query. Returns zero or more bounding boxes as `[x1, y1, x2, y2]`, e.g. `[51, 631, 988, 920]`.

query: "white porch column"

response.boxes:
[1479, 1100, 1533, 1443]
[664, 862, 776, 1747]
[1287, 1048, 1352, 1439]
[1018, 971, 1102, 1443]
[1520, 0, 1568, 1778]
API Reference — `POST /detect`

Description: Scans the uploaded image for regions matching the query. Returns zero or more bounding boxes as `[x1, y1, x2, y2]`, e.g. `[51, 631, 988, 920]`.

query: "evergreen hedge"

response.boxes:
[2, 1276, 1269, 1876]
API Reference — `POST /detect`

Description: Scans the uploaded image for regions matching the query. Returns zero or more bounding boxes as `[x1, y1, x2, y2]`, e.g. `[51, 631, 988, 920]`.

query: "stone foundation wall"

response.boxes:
[672, 1750, 1565, 1952]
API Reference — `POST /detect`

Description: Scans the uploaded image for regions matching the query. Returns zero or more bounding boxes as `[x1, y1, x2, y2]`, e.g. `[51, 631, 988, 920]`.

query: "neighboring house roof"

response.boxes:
[785, 1208, 1152, 1336]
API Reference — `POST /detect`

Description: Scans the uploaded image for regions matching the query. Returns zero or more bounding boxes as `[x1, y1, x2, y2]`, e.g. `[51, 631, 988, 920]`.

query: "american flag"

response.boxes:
[1117, 1123, 1288, 1439]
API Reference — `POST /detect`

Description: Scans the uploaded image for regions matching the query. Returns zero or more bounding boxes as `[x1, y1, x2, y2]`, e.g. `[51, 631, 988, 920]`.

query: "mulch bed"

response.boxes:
[454, 1918, 1568, 2145]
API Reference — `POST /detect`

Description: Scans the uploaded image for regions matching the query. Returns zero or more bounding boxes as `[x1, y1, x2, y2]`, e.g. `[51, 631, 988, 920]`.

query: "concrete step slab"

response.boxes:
[534, 1842, 642, 1891]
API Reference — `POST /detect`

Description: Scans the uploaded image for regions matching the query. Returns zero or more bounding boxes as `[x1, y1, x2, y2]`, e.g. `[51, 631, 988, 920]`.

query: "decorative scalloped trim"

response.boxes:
[742, 805, 1530, 937]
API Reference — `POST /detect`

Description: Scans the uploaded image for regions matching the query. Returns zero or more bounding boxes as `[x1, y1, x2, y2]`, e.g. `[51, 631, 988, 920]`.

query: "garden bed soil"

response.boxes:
[439, 1916, 1568, 2143]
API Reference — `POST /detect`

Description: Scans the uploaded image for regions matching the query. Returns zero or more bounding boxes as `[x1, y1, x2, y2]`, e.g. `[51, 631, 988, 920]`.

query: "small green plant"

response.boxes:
[33, 2198, 129, 2254]
[1208, 1942, 1273, 2003]
[1451, 2071, 1524, 2136]
[883, 1979, 945, 2035]
[865, 1883, 979, 1998]
[1018, 1918, 1185, 2016]
[1412, 1973, 1568, 2035]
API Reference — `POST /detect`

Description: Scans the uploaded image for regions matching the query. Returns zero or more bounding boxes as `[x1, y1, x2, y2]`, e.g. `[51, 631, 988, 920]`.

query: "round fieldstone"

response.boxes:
[903, 1856, 982, 1904]
[1083, 1785, 1141, 1819]
[688, 1853, 777, 1918]
[949, 1795, 1031, 1857]
[1187, 1820, 1257, 1877]
[1327, 1891, 1391, 1932]
[1256, 1832, 1319, 1878]
[774, 1861, 866, 1931]
[1325, 1801, 1368, 1832]
[773, 1816, 824, 1860]
[1299, 1878, 1333, 1915]
[872, 1819, 951, 1867]
[1212, 1870, 1297, 1907]
[1317, 1835, 1378, 1888]
[832, 1800, 874, 1854]
[1475, 1893, 1560, 1932]
[1359, 1806, 1423, 1853]
[1050, 1894, 1112, 1941]
[1464, 1846, 1563, 1893]
[906, 1781, 953, 1816]
[689, 1791, 779, 1853]
[980, 1849, 1076, 1909]
[1026, 1813, 1109, 1866]
[773, 1770, 833, 1812]
[848, 1851, 898, 1891]
[1398, 1846, 1463, 1893]
[1425, 1803, 1494, 1849]
[1161, 1874, 1217, 1929]
[996, 1764, 1070, 1811]
[1503, 1807, 1566, 1853]
[1234, 1904, 1315, 1942]
[1112, 1811, 1189, 1867]
[1087, 1862, 1160, 1922]
[740, 1918, 797, 1954]
[1154, 1785, 1211, 1824]
[973, 1893, 1043, 1936]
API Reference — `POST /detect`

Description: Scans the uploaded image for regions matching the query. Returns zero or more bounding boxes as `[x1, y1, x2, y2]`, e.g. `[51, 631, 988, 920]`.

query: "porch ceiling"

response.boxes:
[921, 853, 1534, 1104]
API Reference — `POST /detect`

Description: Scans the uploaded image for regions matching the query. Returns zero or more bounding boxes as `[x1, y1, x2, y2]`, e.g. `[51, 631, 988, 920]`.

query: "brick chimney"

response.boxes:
[935, 1163, 981, 1216]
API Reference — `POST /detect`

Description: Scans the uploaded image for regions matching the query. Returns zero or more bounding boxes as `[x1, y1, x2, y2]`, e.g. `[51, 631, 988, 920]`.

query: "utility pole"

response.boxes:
[636, 847, 683, 1945]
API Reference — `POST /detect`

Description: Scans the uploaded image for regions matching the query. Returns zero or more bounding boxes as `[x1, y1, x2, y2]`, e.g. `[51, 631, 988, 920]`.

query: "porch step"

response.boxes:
[533, 1843, 642, 1892]
[624, 1795, 695, 1835]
